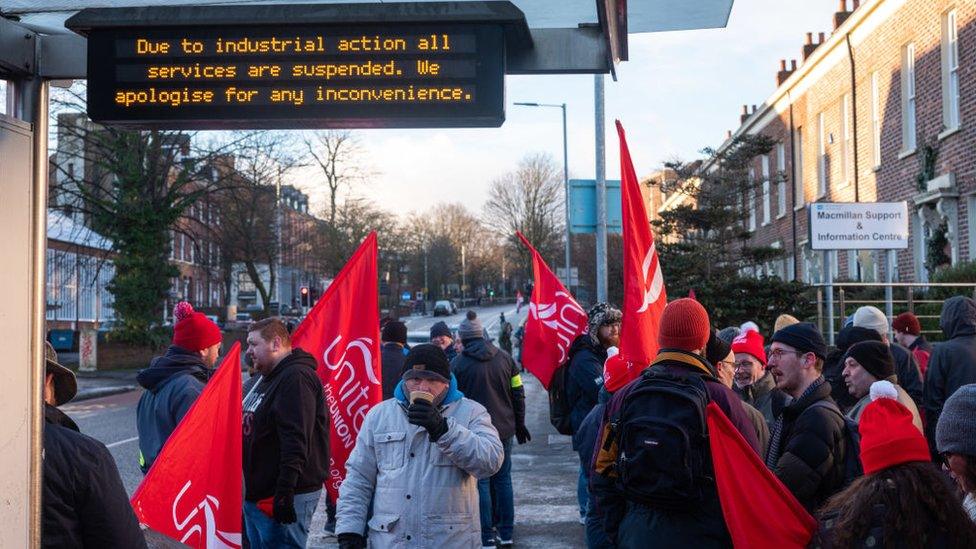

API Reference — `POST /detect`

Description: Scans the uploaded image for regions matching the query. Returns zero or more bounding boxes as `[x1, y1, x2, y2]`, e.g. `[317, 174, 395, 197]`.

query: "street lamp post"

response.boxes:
[514, 101, 571, 289]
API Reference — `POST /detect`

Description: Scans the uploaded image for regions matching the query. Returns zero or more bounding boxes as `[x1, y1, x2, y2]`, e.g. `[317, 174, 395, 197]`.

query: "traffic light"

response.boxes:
[300, 286, 309, 308]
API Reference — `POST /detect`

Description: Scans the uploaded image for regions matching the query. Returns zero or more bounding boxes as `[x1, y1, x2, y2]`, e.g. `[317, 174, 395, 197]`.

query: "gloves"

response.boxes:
[516, 424, 532, 445]
[407, 398, 449, 441]
[273, 491, 297, 524]
[337, 533, 367, 549]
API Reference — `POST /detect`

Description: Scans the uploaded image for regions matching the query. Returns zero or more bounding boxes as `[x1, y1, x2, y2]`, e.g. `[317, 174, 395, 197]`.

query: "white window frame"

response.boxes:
[817, 112, 827, 197]
[871, 71, 881, 167]
[902, 43, 917, 152]
[761, 155, 771, 225]
[841, 94, 852, 185]
[776, 143, 787, 218]
[942, 10, 960, 131]
[794, 127, 805, 209]
[748, 168, 756, 232]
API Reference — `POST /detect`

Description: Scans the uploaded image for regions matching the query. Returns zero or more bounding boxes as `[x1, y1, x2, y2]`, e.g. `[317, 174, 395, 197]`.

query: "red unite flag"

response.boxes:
[618, 120, 667, 365]
[131, 342, 243, 549]
[707, 403, 816, 547]
[291, 232, 382, 502]
[516, 231, 588, 389]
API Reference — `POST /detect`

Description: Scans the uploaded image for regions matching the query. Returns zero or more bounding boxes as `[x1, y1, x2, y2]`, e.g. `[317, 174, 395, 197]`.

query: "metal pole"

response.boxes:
[885, 250, 895, 323]
[561, 103, 571, 292]
[461, 244, 466, 304]
[24, 77, 49, 549]
[825, 251, 835, 345]
[595, 74, 608, 303]
[274, 167, 282, 306]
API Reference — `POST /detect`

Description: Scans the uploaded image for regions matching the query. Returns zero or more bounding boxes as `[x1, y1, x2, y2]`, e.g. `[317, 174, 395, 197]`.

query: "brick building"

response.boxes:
[711, 0, 974, 283]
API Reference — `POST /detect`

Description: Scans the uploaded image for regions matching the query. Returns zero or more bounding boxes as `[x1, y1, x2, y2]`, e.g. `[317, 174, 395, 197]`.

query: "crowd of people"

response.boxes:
[38, 294, 976, 548]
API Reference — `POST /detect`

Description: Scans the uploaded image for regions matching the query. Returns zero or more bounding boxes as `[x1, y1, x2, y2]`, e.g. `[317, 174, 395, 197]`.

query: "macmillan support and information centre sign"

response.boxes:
[809, 202, 909, 250]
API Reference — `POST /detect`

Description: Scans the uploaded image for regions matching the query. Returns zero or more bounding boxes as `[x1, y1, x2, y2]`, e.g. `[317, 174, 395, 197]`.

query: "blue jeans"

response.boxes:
[577, 463, 589, 519]
[479, 437, 514, 544]
[244, 490, 320, 548]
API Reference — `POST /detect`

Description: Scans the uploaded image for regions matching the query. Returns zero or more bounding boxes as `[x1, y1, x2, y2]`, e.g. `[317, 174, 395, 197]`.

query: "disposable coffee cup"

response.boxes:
[410, 390, 434, 404]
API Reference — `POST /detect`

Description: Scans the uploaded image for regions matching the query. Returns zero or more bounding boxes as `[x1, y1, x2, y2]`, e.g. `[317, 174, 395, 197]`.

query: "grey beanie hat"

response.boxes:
[458, 310, 484, 341]
[936, 384, 976, 456]
[587, 302, 622, 345]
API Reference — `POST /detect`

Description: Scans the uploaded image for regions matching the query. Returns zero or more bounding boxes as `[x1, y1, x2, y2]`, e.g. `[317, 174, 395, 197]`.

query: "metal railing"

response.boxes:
[811, 282, 976, 344]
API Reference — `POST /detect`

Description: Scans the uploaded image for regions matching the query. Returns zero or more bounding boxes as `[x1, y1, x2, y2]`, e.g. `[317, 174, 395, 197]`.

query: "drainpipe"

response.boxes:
[788, 95, 800, 280]
[846, 33, 860, 202]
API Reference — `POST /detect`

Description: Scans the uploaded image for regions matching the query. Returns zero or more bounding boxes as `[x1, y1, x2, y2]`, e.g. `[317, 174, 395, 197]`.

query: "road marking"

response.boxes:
[106, 436, 138, 449]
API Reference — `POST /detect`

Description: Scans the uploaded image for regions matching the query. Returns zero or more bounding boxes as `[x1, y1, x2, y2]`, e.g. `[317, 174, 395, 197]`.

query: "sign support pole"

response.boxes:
[824, 250, 834, 345]
[885, 249, 895, 326]
[594, 74, 608, 303]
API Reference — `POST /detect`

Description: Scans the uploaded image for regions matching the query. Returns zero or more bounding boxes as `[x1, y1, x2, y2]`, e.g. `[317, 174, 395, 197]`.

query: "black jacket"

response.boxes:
[43, 404, 146, 549]
[890, 343, 923, 409]
[136, 345, 210, 473]
[766, 379, 847, 513]
[380, 342, 407, 400]
[566, 335, 608, 434]
[452, 338, 526, 440]
[823, 347, 858, 412]
[924, 296, 976, 457]
[243, 348, 329, 501]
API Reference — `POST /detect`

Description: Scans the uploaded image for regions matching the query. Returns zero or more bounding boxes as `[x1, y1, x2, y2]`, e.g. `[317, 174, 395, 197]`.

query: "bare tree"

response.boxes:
[483, 153, 565, 278]
[303, 130, 372, 225]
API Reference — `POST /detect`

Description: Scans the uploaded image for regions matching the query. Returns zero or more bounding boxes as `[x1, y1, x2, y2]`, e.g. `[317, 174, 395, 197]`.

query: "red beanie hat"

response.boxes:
[858, 385, 930, 475]
[603, 348, 641, 393]
[731, 329, 767, 365]
[658, 298, 711, 352]
[891, 312, 921, 336]
[172, 302, 222, 352]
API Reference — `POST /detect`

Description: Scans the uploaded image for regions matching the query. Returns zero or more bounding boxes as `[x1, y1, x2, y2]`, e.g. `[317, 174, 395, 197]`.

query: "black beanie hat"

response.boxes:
[844, 340, 895, 380]
[430, 321, 452, 340]
[836, 326, 883, 352]
[771, 322, 828, 359]
[401, 343, 451, 383]
[705, 328, 732, 367]
[382, 320, 407, 345]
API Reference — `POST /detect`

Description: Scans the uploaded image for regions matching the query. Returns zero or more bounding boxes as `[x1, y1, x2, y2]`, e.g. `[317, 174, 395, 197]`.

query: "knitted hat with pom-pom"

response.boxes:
[172, 302, 222, 352]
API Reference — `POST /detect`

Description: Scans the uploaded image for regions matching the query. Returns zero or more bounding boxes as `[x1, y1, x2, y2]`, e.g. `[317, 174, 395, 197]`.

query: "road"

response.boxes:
[62, 303, 588, 547]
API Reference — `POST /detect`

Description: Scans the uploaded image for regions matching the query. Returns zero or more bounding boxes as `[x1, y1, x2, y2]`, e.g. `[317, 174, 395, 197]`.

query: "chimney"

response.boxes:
[791, 59, 798, 70]
[752, 104, 757, 114]
[833, 0, 852, 29]
[726, 130, 733, 139]
[852, 0, 860, 11]
[819, 32, 826, 43]
[802, 32, 817, 60]
[740, 104, 750, 124]
[776, 58, 795, 85]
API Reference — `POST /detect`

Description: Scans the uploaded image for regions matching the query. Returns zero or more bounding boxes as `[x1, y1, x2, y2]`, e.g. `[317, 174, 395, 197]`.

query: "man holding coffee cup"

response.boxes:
[336, 344, 504, 549]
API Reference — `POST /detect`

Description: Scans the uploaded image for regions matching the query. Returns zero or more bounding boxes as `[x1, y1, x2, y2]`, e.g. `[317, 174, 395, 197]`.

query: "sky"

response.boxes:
[289, 0, 835, 218]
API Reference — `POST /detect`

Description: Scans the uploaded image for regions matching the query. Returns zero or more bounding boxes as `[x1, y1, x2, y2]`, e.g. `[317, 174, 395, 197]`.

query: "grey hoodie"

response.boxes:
[923, 296, 976, 457]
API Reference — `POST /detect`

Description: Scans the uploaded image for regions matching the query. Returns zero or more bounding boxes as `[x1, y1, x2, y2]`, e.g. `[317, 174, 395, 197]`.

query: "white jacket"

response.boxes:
[336, 392, 503, 548]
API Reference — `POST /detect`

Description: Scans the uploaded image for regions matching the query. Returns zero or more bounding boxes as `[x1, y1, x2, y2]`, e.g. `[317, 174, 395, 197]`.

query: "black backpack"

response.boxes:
[610, 365, 713, 509]
[548, 361, 574, 435]
[810, 400, 863, 486]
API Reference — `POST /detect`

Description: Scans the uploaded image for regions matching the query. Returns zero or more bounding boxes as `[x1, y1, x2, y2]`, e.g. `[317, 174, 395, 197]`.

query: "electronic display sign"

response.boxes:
[82, 22, 506, 129]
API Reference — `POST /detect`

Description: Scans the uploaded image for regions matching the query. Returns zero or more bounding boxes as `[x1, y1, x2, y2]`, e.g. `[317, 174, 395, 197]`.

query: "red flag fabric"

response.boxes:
[617, 120, 667, 366]
[131, 343, 243, 548]
[291, 232, 382, 502]
[516, 231, 588, 389]
[706, 402, 816, 548]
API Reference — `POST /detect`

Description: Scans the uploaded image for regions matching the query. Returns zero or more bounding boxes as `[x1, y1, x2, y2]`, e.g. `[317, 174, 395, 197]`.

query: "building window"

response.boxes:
[871, 71, 882, 167]
[968, 196, 976, 261]
[841, 93, 852, 185]
[942, 10, 960, 131]
[748, 168, 756, 232]
[776, 143, 787, 218]
[817, 112, 827, 197]
[794, 127, 805, 209]
[762, 155, 771, 225]
[902, 43, 917, 151]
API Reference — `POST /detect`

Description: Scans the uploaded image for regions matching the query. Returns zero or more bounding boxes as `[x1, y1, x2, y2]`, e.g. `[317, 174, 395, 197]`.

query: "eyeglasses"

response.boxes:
[768, 349, 806, 361]
[717, 360, 736, 370]
[733, 361, 757, 371]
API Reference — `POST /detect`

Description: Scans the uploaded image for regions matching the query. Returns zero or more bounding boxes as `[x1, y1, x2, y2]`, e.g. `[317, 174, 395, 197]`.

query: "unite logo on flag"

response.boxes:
[529, 292, 586, 364]
[322, 335, 379, 454]
[636, 240, 665, 314]
[171, 480, 240, 548]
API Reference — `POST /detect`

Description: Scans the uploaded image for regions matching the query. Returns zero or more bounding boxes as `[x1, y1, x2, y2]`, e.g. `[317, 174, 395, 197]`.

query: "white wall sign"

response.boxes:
[809, 202, 909, 250]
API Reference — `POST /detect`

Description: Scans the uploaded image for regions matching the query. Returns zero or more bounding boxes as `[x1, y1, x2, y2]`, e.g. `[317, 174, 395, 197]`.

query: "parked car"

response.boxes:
[433, 300, 458, 316]
[406, 331, 429, 347]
